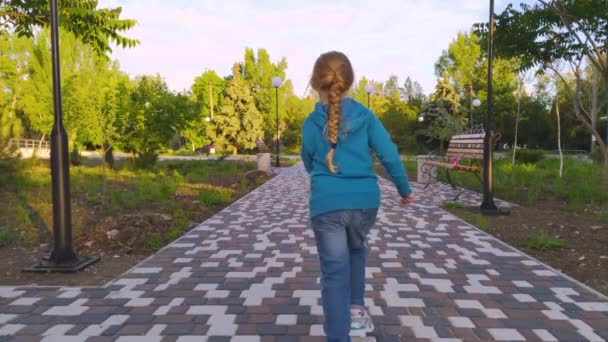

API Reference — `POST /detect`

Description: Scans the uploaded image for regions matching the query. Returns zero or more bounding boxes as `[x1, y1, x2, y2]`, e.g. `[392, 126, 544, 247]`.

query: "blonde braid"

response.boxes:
[309, 51, 355, 173]
[326, 69, 346, 173]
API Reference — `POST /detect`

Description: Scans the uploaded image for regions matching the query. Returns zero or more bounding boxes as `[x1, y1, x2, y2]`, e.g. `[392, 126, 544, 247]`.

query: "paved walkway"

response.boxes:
[1, 165, 607, 342]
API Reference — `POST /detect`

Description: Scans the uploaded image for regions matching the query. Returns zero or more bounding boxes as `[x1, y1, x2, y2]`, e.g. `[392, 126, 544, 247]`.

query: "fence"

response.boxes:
[9, 138, 50, 150]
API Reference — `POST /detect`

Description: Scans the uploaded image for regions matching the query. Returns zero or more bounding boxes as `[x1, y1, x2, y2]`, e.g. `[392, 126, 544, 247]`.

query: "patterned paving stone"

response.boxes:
[0, 164, 607, 341]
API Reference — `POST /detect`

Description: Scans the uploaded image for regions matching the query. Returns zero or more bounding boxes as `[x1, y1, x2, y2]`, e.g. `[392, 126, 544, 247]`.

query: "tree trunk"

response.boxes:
[39, 134, 46, 149]
[590, 64, 600, 152]
[232, 146, 238, 156]
[556, 94, 564, 178]
[512, 81, 523, 166]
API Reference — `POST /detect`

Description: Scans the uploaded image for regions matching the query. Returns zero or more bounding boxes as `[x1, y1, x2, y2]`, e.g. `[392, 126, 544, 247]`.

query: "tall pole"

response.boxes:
[25, 0, 99, 272]
[275, 87, 280, 167]
[481, 0, 499, 213]
[367, 93, 370, 108]
[209, 82, 214, 121]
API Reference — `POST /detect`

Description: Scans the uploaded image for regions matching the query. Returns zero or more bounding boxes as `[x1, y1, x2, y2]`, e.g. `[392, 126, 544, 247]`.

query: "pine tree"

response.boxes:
[209, 64, 264, 155]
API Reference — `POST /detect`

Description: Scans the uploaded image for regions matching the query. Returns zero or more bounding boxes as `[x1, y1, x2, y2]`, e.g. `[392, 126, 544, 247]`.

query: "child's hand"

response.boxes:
[400, 194, 414, 206]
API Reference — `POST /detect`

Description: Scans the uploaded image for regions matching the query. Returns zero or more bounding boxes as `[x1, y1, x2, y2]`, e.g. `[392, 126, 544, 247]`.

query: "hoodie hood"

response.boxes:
[308, 98, 371, 136]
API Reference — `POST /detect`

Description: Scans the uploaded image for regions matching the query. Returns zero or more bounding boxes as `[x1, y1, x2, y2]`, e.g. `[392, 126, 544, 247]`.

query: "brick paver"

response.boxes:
[0, 165, 607, 341]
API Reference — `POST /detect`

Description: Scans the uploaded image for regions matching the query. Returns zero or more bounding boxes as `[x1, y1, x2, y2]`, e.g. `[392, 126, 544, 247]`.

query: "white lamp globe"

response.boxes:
[472, 98, 482, 107]
[364, 84, 374, 95]
[271, 76, 283, 88]
[418, 116, 424, 123]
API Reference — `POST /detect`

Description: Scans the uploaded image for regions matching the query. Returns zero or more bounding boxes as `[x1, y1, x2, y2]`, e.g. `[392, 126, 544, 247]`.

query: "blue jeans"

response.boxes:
[311, 208, 379, 342]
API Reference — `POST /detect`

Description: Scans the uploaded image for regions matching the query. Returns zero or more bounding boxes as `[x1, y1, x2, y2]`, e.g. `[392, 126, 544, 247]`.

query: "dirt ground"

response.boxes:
[446, 202, 608, 296]
[0, 169, 271, 286]
[376, 164, 608, 296]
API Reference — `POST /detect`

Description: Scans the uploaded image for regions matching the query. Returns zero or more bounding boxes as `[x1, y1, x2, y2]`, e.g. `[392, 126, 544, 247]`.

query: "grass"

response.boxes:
[442, 201, 465, 209]
[0, 159, 260, 247]
[520, 232, 566, 251]
[431, 157, 608, 209]
[475, 214, 490, 231]
[198, 187, 234, 206]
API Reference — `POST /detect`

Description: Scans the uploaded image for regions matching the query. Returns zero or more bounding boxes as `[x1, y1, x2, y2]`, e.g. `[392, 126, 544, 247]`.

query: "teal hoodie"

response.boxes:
[301, 98, 412, 218]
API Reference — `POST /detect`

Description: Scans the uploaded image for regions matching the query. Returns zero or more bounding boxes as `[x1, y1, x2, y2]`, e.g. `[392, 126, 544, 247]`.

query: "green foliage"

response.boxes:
[475, 214, 490, 231]
[521, 232, 566, 251]
[445, 157, 608, 208]
[1, 0, 139, 56]
[478, 1, 607, 73]
[70, 146, 82, 166]
[208, 64, 264, 154]
[133, 151, 158, 170]
[420, 79, 467, 153]
[198, 188, 234, 207]
[442, 201, 465, 209]
[514, 149, 546, 164]
[144, 233, 163, 251]
[591, 147, 605, 165]
[242, 48, 289, 143]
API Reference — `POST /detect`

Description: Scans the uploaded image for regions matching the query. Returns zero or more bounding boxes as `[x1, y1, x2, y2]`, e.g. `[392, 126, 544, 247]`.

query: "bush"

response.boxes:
[134, 151, 158, 170]
[198, 187, 234, 206]
[520, 232, 566, 251]
[70, 146, 82, 166]
[514, 149, 545, 164]
[590, 147, 605, 165]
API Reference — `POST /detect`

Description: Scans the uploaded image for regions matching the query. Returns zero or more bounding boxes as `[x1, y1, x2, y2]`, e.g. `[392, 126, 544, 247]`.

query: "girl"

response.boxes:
[301, 51, 414, 342]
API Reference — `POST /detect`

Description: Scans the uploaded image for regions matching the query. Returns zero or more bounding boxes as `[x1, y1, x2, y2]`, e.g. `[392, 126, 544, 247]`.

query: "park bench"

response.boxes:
[420, 126, 500, 200]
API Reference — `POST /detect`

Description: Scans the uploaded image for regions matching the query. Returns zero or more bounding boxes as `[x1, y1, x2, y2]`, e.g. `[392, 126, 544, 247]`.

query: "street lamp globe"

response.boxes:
[473, 98, 482, 107]
[418, 116, 424, 123]
[271, 76, 283, 88]
[364, 84, 374, 95]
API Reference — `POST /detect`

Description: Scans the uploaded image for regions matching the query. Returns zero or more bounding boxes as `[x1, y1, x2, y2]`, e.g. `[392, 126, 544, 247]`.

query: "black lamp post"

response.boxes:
[24, 0, 99, 272]
[480, 0, 508, 216]
[364, 84, 374, 108]
[271, 76, 283, 167]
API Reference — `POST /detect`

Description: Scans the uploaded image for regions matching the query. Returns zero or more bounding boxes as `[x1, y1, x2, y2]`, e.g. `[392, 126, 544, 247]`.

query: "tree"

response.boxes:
[208, 64, 263, 155]
[0, 31, 28, 158]
[483, 0, 608, 177]
[403, 77, 426, 111]
[383, 75, 402, 99]
[1, 0, 138, 55]
[435, 31, 483, 114]
[188, 70, 225, 150]
[420, 78, 466, 154]
[242, 48, 288, 143]
[118, 75, 189, 162]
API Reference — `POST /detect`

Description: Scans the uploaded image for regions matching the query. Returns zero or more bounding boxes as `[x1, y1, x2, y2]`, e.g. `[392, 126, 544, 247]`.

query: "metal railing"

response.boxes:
[9, 138, 50, 150]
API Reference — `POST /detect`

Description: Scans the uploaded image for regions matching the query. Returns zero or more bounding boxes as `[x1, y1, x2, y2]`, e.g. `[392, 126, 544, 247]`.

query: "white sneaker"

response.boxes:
[350, 307, 374, 336]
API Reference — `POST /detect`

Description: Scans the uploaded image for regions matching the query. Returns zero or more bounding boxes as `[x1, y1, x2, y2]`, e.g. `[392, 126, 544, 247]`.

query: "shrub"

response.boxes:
[198, 187, 234, 206]
[514, 149, 545, 164]
[70, 146, 82, 166]
[134, 151, 158, 170]
[590, 147, 605, 165]
[520, 232, 566, 251]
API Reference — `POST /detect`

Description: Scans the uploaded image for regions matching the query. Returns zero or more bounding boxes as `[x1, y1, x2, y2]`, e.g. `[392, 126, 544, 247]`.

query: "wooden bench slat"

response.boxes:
[448, 140, 484, 145]
[451, 134, 485, 139]
[448, 148, 483, 154]
[447, 154, 484, 160]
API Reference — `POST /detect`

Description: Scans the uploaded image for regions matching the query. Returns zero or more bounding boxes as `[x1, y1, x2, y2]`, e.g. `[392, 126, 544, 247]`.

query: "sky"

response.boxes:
[98, 0, 533, 97]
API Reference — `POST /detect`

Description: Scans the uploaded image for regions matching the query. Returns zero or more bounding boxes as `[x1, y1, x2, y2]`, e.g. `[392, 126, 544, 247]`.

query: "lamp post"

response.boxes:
[472, 98, 481, 127]
[364, 84, 374, 108]
[272, 76, 283, 167]
[480, 0, 507, 216]
[418, 116, 424, 123]
[24, 0, 99, 272]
